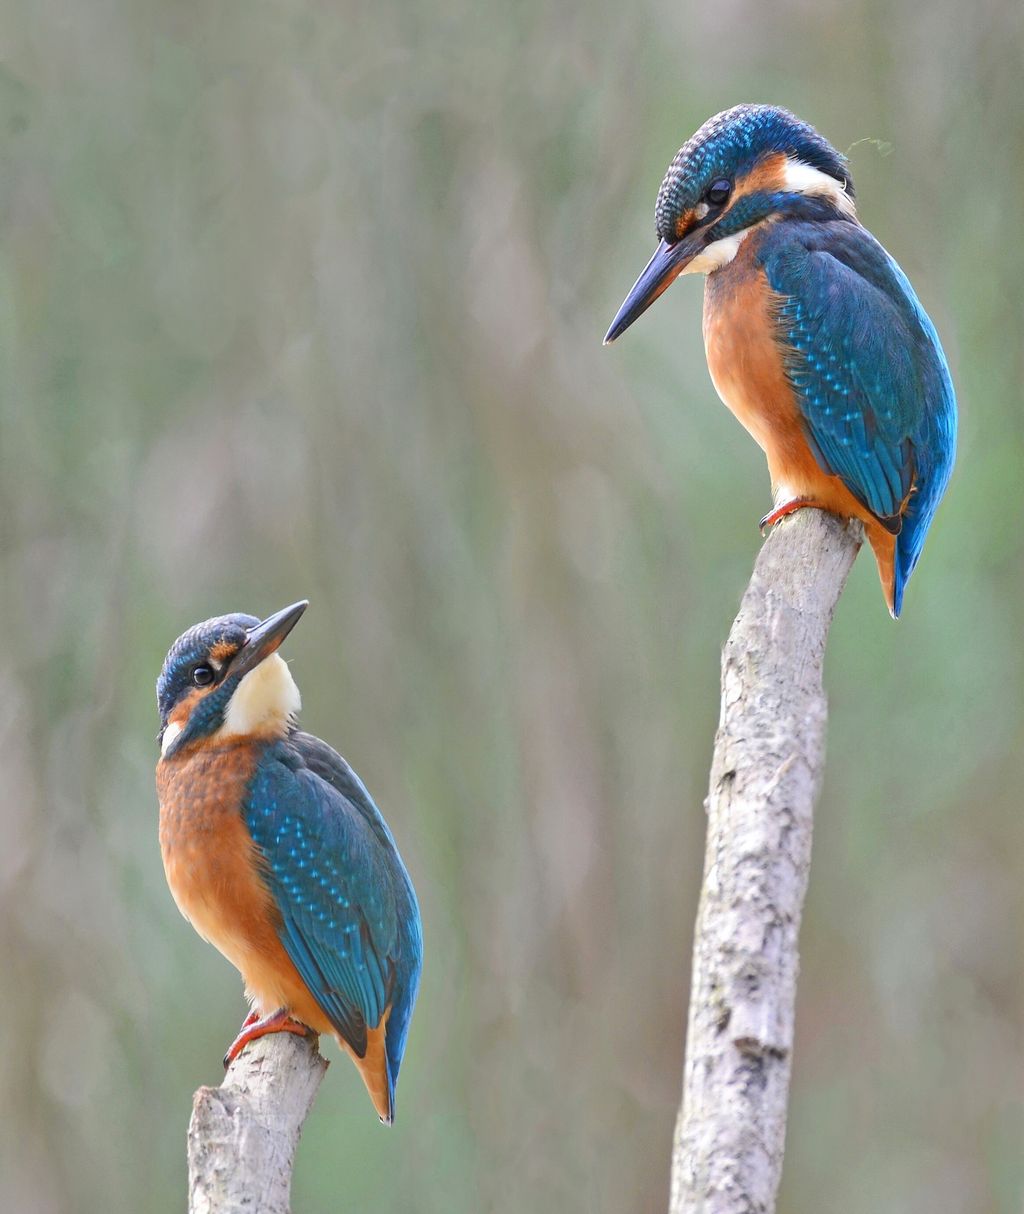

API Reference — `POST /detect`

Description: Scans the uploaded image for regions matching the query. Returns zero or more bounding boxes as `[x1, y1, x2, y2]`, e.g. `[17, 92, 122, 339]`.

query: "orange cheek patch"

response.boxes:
[169, 687, 205, 728]
[731, 152, 788, 201]
[673, 207, 697, 240]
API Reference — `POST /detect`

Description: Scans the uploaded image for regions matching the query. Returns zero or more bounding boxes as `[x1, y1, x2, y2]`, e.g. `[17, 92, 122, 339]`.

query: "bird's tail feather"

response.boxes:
[347, 1013, 395, 1124]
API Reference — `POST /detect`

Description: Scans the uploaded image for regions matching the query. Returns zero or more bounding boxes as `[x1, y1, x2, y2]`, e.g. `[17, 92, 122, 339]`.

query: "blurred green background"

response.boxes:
[2, 1, 1021, 1211]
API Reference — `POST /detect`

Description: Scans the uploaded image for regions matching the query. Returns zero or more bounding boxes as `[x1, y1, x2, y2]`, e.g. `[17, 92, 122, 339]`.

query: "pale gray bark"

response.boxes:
[187, 1032, 328, 1214]
[670, 509, 862, 1214]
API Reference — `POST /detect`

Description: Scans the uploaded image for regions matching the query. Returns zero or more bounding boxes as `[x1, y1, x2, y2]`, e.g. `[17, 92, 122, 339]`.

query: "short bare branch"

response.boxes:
[187, 1032, 328, 1214]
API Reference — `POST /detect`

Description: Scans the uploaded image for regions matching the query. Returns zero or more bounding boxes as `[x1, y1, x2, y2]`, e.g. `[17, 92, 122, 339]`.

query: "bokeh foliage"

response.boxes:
[1, 1, 1021, 1211]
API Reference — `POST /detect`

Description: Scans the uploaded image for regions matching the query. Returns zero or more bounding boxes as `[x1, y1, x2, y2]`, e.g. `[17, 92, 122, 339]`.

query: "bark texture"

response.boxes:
[188, 1031, 328, 1214]
[669, 509, 862, 1214]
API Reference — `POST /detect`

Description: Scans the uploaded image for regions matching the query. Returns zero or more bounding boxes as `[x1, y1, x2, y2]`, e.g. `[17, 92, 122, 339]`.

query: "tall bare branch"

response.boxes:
[670, 509, 862, 1214]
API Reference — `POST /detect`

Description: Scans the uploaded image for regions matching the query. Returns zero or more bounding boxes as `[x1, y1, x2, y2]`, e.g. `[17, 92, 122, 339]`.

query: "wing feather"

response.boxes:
[244, 746, 399, 1057]
[763, 229, 925, 524]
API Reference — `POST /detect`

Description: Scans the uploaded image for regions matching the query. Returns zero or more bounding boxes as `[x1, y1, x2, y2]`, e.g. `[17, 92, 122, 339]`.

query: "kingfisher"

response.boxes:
[155, 601, 422, 1124]
[605, 104, 956, 616]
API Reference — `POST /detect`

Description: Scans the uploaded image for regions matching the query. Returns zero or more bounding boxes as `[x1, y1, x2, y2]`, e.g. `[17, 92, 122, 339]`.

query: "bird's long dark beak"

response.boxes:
[230, 600, 309, 678]
[603, 234, 704, 345]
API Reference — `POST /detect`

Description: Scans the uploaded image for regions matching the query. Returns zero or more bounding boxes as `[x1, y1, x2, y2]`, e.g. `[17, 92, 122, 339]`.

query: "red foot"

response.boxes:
[223, 1007, 312, 1068]
[759, 498, 818, 536]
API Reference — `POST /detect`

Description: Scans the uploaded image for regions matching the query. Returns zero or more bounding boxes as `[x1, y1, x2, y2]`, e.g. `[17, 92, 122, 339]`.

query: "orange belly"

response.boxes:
[157, 738, 392, 1119]
[702, 257, 896, 611]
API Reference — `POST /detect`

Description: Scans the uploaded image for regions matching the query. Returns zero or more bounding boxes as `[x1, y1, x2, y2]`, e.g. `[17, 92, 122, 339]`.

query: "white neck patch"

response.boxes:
[683, 229, 749, 275]
[220, 653, 302, 740]
[161, 721, 183, 757]
[781, 158, 857, 217]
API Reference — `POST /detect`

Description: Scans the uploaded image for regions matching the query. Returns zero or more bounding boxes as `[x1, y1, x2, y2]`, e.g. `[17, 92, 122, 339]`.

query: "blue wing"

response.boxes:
[245, 734, 422, 1102]
[760, 221, 956, 613]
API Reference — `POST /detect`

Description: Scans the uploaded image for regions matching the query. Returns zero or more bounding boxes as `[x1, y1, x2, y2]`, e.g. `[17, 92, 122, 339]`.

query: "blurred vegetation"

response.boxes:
[1, 0, 1022, 1211]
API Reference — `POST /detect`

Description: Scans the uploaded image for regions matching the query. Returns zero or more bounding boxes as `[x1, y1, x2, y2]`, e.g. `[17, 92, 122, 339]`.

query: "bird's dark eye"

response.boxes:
[192, 664, 215, 687]
[706, 179, 732, 206]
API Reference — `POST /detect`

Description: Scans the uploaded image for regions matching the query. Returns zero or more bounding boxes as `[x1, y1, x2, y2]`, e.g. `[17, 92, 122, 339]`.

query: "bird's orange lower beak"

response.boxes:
[230, 600, 308, 678]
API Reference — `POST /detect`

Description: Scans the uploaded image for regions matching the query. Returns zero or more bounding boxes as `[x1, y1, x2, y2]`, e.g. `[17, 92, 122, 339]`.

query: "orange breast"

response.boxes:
[702, 240, 897, 610]
[702, 242, 821, 491]
[158, 740, 307, 1012]
[157, 739, 393, 1119]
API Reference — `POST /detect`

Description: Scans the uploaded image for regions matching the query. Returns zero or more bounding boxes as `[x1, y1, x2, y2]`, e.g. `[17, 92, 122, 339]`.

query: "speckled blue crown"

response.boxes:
[655, 104, 853, 241]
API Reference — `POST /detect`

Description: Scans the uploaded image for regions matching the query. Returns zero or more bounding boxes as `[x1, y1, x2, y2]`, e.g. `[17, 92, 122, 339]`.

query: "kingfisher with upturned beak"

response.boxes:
[156, 601, 422, 1124]
[605, 104, 956, 616]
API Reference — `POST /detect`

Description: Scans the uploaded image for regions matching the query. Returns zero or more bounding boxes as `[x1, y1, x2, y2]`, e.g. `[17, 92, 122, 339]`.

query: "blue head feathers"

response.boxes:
[655, 104, 853, 241]
[156, 613, 258, 728]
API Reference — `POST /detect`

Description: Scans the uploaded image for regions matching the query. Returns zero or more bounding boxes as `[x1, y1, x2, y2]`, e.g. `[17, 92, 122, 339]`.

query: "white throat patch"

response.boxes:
[683, 229, 749, 275]
[781, 158, 857, 217]
[161, 721, 183, 756]
[220, 653, 301, 740]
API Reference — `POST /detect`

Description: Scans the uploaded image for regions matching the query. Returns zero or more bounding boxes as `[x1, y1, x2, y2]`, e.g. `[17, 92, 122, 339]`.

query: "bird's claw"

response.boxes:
[223, 1007, 312, 1068]
[759, 498, 815, 536]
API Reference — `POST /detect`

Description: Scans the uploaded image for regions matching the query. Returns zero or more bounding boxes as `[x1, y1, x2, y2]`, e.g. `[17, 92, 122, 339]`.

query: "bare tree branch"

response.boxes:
[187, 1032, 328, 1214]
[670, 509, 862, 1214]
